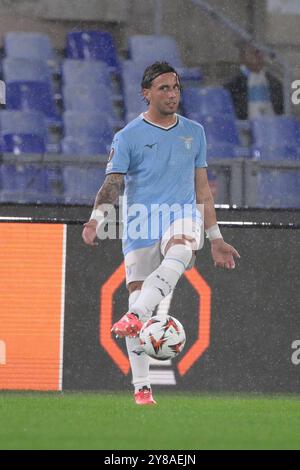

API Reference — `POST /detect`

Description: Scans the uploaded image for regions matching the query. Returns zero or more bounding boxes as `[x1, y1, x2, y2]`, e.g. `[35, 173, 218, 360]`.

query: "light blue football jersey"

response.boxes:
[106, 114, 207, 255]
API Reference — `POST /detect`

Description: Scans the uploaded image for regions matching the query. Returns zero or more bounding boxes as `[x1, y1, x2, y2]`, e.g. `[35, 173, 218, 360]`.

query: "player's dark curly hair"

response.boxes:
[140, 61, 182, 105]
[141, 61, 181, 89]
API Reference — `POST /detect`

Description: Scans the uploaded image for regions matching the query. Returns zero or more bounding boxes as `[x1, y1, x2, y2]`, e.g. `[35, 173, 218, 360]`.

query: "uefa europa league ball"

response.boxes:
[139, 315, 186, 360]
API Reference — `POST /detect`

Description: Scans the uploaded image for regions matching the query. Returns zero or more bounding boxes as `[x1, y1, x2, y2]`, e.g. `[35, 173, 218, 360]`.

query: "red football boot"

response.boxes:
[134, 386, 157, 405]
[111, 312, 143, 338]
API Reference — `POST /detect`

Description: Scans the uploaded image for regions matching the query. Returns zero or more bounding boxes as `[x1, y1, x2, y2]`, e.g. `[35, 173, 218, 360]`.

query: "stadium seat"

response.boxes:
[44, 166, 65, 203]
[62, 59, 110, 88]
[5, 81, 60, 124]
[62, 136, 110, 155]
[3, 58, 51, 84]
[128, 35, 183, 68]
[128, 35, 202, 83]
[182, 87, 235, 117]
[0, 163, 60, 203]
[251, 116, 300, 149]
[191, 114, 250, 159]
[123, 88, 147, 120]
[2, 133, 46, 154]
[63, 166, 106, 204]
[251, 117, 300, 208]
[63, 110, 113, 140]
[0, 110, 47, 137]
[252, 145, 298, 161]
[125, 111, 146, 123]
[4, 32, 54, 63]
[66, 31, 120, 71]
[121, 61, 147, 120]
[256, 167, 298, 208]
[251, 146, 299, 208]
[202, 114, 240, 145]
[206, 143, 238, 159]
[63, 82, 113, 115]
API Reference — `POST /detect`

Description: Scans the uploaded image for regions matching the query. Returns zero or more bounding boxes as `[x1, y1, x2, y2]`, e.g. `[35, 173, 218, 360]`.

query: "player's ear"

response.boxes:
[142, 88, 151, 105]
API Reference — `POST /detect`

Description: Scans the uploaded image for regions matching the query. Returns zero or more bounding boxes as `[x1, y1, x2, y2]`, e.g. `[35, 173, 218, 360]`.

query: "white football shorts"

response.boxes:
[124, 217, 203, 285]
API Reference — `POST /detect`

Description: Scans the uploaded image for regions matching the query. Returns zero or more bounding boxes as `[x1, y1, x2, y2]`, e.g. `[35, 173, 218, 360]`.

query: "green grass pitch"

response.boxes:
[0, 392, 299, 450]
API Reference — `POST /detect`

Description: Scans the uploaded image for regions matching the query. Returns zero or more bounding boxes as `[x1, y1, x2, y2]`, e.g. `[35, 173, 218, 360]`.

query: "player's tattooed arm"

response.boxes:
[93, 173, 124, 209]
[82, 173, 124, 246]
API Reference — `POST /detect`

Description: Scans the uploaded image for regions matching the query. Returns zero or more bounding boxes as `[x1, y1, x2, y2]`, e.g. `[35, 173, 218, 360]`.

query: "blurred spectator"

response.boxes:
[224, 42, 284, 120]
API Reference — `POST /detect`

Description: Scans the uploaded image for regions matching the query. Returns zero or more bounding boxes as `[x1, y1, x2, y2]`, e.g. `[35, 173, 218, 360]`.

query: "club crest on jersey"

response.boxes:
[179, 136, 193, 150]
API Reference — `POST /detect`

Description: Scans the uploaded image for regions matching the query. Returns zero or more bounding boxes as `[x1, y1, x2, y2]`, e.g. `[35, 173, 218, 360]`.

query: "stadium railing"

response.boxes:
[1, 154, 299, 208]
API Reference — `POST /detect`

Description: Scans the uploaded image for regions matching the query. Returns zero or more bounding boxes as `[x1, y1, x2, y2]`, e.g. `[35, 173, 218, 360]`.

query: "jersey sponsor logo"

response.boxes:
[179, 136, 193, 150]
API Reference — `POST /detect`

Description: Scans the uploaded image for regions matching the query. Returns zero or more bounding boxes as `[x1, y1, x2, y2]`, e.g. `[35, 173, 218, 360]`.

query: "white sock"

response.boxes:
[131, 244, 192, 319]
[125, 290, 151, 391]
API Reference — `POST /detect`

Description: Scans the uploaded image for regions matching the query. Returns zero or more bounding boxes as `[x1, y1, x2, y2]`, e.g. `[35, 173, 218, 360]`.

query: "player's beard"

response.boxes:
[160, 101, 179, 115]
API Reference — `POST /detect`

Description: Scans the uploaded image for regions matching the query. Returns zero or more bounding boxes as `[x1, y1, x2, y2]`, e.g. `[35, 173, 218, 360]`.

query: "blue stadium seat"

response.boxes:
[121, 60, 142, 86]
[251, 146, 299, 208]
[63, 110, 113, 141]
[251, 117, 300, 208]
[66, 31, 120, 71]
[206, 143, 238, 159]
[202, 114, 240, 145]
[123, 88, 147, 119]
[63, 82, 114, 117]
[129, 35, 183, 68]
[128, 35, 202, 83]
[256, 167, 298, 208]
[2, 133, 45, 154]
[0, 110, 47, 136]
[44, 166, 64, 203]
[3, 58, 51, 84]
[191, 114, 249, 159]
[0, 163, 60, 203]
[63, 166, 106, 204]
[121, 61, 147, 120]
[5, 81, 59, 124]
[251, 116, 300, 149]
[62, 136, 110, 155]
[182, 87, 235, 117]
[252, 145, 298, 161]
[62, 59, 110, 88]
[4, 32, 54, 62]
[125, 110, 146, 124]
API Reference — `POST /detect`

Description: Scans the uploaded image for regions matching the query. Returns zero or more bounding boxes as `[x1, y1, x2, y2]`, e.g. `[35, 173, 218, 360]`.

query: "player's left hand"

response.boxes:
[211, 238, 240, 269]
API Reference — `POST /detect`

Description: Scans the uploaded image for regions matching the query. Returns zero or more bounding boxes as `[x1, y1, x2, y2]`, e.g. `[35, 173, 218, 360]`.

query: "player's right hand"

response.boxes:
[82, 219, 98, 246]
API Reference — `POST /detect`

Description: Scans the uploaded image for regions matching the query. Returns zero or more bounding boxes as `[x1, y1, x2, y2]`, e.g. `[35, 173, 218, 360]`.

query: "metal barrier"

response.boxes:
[0, 156, 299, 207]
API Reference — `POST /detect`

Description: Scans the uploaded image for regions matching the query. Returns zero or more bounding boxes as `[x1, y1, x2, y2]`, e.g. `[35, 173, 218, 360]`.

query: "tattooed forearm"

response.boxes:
[93, 173, 124, 209]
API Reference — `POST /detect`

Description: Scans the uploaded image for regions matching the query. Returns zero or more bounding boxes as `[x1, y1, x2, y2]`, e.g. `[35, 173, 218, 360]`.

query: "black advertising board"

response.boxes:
[63, 225, 300, 393]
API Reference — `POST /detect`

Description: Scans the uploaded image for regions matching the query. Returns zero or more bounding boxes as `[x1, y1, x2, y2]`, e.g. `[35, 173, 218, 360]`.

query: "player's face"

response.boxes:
[244, 46, 265, 72]
[143, 72, 181, 116]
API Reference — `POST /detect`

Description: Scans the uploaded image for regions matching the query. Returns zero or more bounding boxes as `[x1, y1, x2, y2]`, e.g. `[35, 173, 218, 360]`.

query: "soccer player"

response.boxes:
[82, 61, 240, 405]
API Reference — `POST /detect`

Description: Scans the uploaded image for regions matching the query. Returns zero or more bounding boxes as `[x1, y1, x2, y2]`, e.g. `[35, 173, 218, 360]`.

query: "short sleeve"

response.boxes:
[195, 125, 208, 168]
[105, 132, 130, 175]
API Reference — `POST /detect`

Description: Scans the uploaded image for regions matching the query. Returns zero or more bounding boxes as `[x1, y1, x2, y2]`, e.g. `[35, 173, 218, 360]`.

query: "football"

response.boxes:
[139, 315, 186, 361]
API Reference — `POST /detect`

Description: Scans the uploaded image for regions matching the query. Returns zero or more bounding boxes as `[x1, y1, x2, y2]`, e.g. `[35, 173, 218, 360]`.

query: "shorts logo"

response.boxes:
[107, 148, 115, 162]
